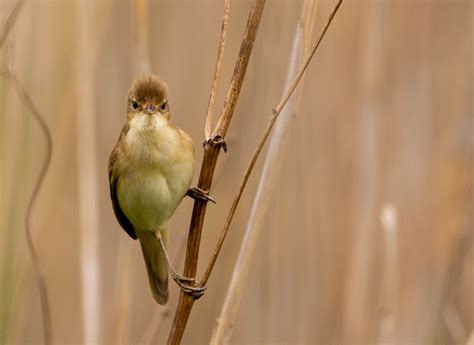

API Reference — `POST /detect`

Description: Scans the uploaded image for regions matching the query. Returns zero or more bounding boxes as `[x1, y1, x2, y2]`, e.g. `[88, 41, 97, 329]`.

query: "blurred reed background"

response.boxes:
[0, 0, 472, 344]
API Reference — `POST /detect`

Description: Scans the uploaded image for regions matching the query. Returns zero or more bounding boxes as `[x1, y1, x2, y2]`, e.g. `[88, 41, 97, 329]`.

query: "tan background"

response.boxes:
[0, 0, 472, 344]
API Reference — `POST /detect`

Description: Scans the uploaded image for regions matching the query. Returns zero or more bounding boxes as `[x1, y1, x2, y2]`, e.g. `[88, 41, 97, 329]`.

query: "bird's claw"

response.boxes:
[187, 187, 216, 204]
[203, 135, 227, 153]
[171, 272, 207, 299]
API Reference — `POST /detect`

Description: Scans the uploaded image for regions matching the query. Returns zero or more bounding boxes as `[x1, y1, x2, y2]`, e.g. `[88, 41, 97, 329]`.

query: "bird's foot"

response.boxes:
[203, 135, 227, 153]
[187, 187, 216, 204]
[171, 272, 207, 299]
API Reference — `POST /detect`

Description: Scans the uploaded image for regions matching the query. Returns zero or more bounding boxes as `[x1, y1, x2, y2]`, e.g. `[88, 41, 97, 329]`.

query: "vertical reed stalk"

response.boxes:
[343, 1, 386, 339]
[76, 2, 101, 342]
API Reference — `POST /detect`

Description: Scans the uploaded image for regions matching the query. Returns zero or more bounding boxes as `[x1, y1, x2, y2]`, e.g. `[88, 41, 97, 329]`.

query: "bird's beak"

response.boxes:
[145, 104, 156, 114]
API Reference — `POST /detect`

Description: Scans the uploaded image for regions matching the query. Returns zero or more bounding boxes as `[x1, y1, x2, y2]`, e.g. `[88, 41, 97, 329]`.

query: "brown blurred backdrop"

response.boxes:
[0, 0, 472, 344]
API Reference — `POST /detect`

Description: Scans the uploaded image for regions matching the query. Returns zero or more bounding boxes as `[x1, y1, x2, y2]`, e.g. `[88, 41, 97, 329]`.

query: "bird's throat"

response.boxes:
[124, 113, 177, 167]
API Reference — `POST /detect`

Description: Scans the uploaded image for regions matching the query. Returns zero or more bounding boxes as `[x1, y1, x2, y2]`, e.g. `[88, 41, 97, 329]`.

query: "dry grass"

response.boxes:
[0, 0, 472, 344]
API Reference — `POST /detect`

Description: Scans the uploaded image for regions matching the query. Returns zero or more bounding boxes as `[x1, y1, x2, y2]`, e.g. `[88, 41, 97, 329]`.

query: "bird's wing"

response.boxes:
[108, 146, 137, 240]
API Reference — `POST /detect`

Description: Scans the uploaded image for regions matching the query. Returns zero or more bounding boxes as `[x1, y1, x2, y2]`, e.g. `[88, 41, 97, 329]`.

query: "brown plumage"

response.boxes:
[127, 74, 169, 105]
[108, 74, 194, 304]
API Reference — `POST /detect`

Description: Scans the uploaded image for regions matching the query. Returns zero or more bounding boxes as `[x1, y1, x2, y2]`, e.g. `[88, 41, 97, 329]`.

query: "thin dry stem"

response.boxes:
[204, 0, 230, 139]
[0, 0, 23, 48]
[167, 1, 266, 343]
[274, 0, 342, 117]
[2, 69, 53, 345]
[209, 1, 320, 342]
[210, 6, 314, 345]
[0, 1, 52, 344]
[200, 0, 343, 287]
[168, 0, 342, 341]
[212, 0, 266, 139]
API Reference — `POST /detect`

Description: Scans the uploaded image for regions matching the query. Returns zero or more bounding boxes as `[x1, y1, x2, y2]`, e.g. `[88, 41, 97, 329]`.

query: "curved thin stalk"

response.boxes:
[204, 0, 230, 139]
[200, 0, 343, 287]
[0, 1, 52, 343]
[4, 69, 53, 345]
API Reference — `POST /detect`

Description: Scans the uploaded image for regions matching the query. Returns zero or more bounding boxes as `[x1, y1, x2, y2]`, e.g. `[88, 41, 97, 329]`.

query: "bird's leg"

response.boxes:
[155, 233, 206, 299]
[186, 187, 216, 204]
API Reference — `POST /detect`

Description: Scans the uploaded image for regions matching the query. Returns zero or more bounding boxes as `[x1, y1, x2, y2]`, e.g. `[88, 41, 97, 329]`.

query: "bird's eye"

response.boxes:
[160, 102, 167, 111]
[131, 101, 139, 110]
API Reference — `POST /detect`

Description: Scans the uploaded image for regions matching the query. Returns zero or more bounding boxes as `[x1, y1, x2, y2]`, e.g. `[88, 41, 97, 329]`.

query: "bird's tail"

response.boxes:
[138, 229, 169, 305]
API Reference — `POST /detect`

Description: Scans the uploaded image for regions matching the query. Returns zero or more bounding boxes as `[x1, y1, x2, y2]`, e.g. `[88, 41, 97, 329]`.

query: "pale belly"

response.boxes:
[117, 165, 191, 232]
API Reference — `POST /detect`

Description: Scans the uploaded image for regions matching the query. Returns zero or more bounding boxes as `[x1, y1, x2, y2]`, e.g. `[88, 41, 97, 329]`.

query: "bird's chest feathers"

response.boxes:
[125, 115, 178, 166]
[117, 115, 193, 231]
[123, 115, 193, 188]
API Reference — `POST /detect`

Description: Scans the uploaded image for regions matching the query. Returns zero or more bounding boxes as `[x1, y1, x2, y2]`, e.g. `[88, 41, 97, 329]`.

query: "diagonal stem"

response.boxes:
[199, 0, 343, 288]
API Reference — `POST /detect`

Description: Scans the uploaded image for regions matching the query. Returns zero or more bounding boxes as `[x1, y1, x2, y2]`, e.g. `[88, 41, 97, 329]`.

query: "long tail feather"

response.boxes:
[138, 229, 169, 304]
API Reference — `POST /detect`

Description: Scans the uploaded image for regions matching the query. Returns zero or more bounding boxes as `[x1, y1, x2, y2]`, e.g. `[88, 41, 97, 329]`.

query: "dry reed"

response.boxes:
[0, 1, 52, 343]
[209, 0, 317, 341]
[167, 1, 267, 343]
[168, 0, 342, 342]
[76, 2, 102, 342]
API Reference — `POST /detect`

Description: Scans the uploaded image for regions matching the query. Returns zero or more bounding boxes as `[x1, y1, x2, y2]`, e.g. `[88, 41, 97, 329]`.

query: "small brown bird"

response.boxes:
[108, 74, 209, 304]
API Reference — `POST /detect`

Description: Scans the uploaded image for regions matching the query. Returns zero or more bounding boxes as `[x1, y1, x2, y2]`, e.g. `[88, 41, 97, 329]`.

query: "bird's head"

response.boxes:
[126, 74, 171, 121]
